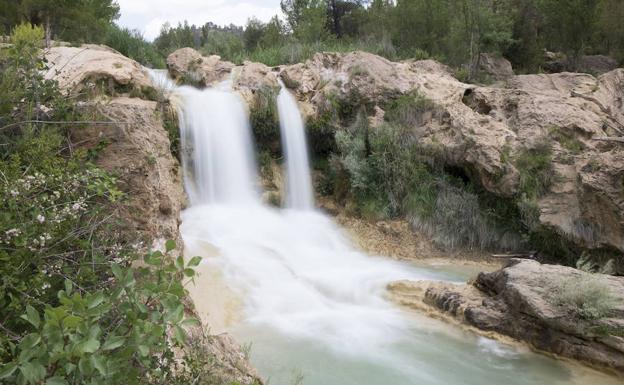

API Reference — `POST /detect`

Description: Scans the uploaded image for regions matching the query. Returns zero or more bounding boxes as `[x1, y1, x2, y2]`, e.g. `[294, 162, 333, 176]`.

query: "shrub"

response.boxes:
[249, 86, 280, 155]
[383, 91, 437, 129]
[549, 126, 584, 154]
[0, 241, 203, 385]
[513, 139, 554, 199]
[554, 275, 619, 319]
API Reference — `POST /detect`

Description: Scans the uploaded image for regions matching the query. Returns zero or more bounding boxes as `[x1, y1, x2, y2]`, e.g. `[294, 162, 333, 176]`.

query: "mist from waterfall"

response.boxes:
[277, 83, 314, 210]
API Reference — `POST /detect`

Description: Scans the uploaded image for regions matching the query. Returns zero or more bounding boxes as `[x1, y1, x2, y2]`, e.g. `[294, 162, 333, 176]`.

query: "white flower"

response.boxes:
[37, 214, 45, 223]
[10, 190, 19, 197]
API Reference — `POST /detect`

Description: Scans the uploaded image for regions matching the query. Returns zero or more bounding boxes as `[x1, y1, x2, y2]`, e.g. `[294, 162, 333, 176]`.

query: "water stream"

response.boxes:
[161, 74, 620, 385]
[277, 82, 314, 209]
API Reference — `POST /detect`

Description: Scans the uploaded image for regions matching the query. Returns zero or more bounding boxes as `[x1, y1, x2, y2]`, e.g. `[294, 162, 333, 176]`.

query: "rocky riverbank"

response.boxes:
[388, 259, 624, 376]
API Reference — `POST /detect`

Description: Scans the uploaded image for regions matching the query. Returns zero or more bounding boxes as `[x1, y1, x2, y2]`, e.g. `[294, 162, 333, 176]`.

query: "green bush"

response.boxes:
[514, 140, 554, 200]
[0, 241, 203, 385]
[554, 275, 619, 319]
[383, 91, 437, 129]
[249, 86, 280, 155]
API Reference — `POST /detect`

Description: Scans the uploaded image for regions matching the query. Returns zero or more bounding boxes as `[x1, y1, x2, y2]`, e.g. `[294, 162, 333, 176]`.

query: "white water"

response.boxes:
[174, 82, 259, 205]
[277, 83, 314, 210]
[169, 77, 620, 385]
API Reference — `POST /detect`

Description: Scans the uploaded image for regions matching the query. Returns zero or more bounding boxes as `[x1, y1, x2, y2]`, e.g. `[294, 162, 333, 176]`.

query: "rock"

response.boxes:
[44, 44, 152, 93]
[388, 259, 624, 375]
[578, 55, 619, 75]
[199, 333, 263, 384]
[478, 53, 514, 80]
[166, 47, 234, 86]
[69, 97, 185, 243]
[543, 51, 619, 75]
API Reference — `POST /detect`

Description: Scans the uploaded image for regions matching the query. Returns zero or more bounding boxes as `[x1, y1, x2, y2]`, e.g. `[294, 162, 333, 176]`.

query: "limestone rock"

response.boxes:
[388, 259, 624, 375]
[478, 53, 514, 80]
[44, 44, 151, 93]
[166, 47, 234, 86]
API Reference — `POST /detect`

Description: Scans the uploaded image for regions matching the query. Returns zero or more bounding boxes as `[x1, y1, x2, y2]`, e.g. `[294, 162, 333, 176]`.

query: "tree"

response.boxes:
[261, 16, 286, 47]
[243, 17, 266, 51]
[18, 0, 120, 46]
[449, 0, 514, 77]
[539, 0, 599, 63]
[595, 0, 624, 63]
[325, 0, 365, 37]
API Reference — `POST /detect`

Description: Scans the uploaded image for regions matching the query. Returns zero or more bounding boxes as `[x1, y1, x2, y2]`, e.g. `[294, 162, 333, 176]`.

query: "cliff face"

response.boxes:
[167, 48, 624, 270]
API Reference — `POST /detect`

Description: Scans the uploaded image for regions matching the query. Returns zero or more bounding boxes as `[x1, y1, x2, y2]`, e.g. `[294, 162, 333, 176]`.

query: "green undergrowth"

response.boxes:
[314, 89, 596, 260]
[249, 86, 280, 156]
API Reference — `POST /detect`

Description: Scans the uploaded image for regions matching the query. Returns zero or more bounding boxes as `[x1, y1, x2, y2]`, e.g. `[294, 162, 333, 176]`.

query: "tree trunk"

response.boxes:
[44, 15, 51, 48]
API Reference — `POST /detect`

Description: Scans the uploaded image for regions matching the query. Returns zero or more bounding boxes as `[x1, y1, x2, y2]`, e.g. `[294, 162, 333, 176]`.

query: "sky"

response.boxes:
[116, 0, 283, 41]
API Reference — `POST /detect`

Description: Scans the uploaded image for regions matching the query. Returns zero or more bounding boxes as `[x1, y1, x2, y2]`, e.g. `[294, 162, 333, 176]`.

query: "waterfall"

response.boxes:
[175, 82, 259, 205]
[277, 83, 314, 210]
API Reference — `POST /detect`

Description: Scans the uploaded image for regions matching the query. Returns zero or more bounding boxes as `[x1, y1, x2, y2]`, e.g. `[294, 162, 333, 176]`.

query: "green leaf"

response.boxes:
[175, 255, 184, 270]
[173, 325, 186, 345]
[21, 305, 40, 328]
[19, 333, 41, 350]
[20, 361, 46, 383]
[46, 376, 69, 385]
[90, 355, 107, 376]
[180, 317, 200, 328]
[137, 345, 149, 357]
[102, 336, 125, 351]
[183, 268, 195, 277]
[64, 279, 73, 295]
[165, 240, 176, 252]
[111, 264, 123, 279]
[87, 293, 105, 309]
[77, 338, 100, 354]
[62, 315, 82, 329]
[0, 362, 18, 379]
[187, 256, 202, 267]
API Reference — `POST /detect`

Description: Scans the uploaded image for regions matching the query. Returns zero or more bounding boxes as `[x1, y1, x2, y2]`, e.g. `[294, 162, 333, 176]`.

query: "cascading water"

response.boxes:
[163, 73, 618, 385]
[174, 82, 259, 205]
[277, 82, 314, 210]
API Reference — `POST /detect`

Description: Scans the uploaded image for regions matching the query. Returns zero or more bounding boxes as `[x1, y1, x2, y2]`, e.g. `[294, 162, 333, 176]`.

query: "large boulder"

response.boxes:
[44, 44, 152, 93]
[166, 47, 235, 86]
[388, 259, 624, 374]
[478, 53, 514, 80]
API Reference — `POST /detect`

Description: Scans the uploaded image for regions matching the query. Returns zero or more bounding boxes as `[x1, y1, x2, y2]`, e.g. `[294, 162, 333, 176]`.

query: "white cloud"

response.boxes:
[116, 0, 282, 40]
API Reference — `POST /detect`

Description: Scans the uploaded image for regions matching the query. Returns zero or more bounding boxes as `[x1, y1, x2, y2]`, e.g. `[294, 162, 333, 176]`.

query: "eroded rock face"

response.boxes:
[388, 259, 624, 375]
[44, 44, 152, 92]
[71, 97, 184, 244]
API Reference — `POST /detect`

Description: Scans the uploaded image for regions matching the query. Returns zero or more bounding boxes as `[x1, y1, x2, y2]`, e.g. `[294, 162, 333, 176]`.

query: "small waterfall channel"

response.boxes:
[277, 81, 314, 209]
[147, 70, 619, 385]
